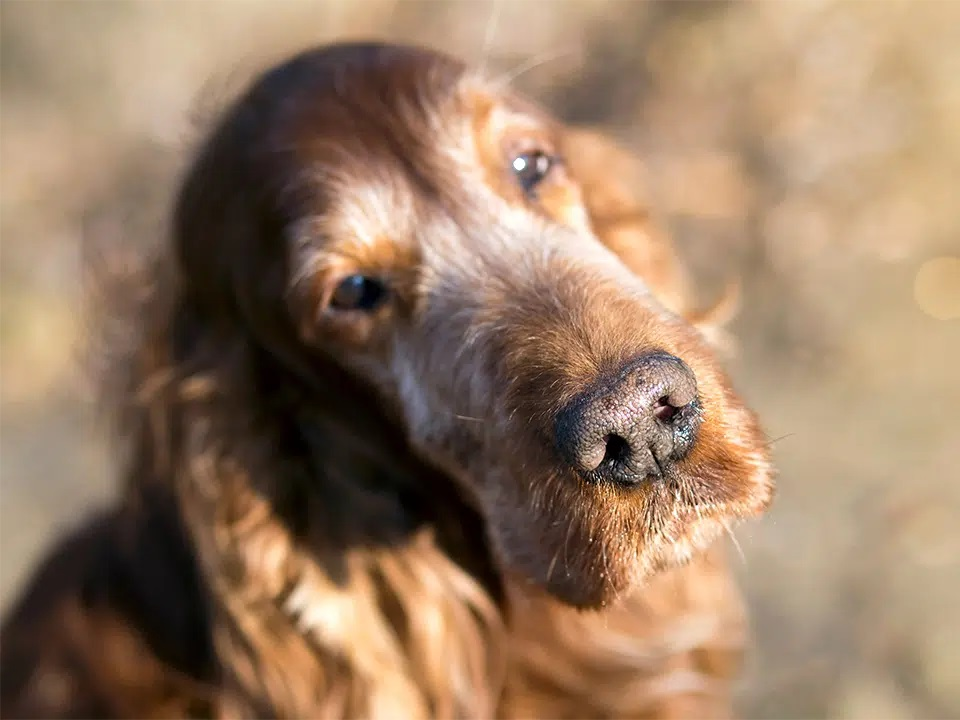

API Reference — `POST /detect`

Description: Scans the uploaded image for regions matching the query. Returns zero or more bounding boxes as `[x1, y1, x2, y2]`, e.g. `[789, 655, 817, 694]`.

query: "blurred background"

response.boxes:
[1, 1, 958, 717]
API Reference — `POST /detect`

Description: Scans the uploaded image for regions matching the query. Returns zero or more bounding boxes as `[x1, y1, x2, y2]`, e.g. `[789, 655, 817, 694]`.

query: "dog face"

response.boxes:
[175, 43, 773, 609]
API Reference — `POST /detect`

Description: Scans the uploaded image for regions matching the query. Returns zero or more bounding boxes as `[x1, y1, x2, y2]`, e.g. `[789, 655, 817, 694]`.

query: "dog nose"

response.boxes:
[554, 352, 702, 486]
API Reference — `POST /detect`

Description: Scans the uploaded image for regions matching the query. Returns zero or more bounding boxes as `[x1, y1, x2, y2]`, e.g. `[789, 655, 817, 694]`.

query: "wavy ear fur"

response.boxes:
[562, 128, 738, 353]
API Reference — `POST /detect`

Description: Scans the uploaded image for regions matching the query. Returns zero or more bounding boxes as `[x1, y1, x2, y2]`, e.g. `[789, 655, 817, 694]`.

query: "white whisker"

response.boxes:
[490, 46, 580, 90]
[723, 521, 746, 566]
[477, 0, 504, 78]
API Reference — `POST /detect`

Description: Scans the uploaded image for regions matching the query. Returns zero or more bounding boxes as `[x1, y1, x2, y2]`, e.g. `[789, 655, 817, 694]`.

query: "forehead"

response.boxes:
[261, 46, 556, 252]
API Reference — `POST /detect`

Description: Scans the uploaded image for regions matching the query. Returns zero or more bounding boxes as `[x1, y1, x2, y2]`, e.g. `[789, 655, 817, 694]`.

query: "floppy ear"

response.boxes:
[561, 127, 738, 351]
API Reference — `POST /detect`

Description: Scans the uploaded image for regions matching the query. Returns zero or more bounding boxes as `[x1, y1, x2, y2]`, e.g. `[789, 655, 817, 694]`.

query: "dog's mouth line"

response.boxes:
[569, 465, 763, 510]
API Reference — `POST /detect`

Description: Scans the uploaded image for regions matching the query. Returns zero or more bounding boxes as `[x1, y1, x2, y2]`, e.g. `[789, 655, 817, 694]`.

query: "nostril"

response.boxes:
[602, 434, 630, 466]
[653, 396, 679, 423]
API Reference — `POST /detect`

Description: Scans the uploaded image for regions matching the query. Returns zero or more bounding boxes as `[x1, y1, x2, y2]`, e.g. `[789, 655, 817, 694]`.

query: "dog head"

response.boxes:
[174, 42, 774, 608]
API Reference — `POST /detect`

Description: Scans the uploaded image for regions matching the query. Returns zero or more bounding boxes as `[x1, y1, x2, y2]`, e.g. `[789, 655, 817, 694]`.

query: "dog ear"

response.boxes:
[561, 127, 738, 352]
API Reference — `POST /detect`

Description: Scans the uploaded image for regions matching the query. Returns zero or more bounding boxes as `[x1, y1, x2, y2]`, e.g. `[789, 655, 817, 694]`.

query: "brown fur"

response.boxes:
[0, 43, 773, 719]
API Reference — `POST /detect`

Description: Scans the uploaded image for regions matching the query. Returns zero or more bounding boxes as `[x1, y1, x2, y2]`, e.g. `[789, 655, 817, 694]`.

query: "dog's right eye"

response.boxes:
[330, 275, 388, 312]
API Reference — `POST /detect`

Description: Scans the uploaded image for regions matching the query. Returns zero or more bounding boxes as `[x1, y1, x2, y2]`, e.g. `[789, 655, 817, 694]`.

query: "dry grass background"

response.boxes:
[1, 2, 958, 717]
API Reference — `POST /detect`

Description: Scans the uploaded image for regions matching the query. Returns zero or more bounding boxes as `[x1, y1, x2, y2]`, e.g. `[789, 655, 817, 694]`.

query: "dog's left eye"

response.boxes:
[511, 150, 555, 194]
[330, 275, 388, 312]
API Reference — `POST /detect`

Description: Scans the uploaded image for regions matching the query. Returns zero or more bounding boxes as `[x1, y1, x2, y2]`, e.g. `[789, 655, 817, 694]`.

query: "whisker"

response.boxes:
[490, 46, 581, 90]
[765, 432, 795, 448]
[477, 0, 504, 78]
[562, 512, 577, 570]
[723, 521, 746, 566]
[546, 548, 561, 583]
[453, 414, 485, 423]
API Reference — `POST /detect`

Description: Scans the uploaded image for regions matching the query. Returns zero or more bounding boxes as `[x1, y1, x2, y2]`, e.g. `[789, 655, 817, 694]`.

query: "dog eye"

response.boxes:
[511, 150, 555, 194]
[329, 275, 388, 312]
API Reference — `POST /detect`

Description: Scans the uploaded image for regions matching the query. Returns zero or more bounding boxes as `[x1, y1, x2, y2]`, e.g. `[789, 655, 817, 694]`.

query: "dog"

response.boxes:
[0, 42, 774, 719]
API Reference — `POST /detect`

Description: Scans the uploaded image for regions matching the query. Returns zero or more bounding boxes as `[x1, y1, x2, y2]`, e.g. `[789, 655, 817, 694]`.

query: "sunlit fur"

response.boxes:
[0, 43, 773, 719]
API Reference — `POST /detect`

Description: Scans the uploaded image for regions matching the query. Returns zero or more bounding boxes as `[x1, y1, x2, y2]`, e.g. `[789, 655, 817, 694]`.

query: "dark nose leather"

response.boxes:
[554, 352, 702, 486]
